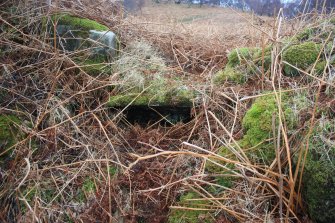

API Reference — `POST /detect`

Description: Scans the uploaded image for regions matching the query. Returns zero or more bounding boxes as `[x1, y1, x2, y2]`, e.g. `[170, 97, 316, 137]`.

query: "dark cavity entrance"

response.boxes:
[118, 106, 193, 126]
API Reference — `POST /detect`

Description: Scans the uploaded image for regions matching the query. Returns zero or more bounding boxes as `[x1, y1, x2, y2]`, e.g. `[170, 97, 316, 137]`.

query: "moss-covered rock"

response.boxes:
[239, 94, 299, 164]
[302, 119, 335, 223]
[53, 14, 108, 32]
[168, 191, 213, 223]
[282, 42, 321, 76]
[46, 14, 118, 76]
[49, 14, 109, 51]
[240, 95, 279, 163]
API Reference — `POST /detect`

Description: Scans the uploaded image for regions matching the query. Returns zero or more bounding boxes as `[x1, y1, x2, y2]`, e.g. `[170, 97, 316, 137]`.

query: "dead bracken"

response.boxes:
[0, 1, 335, 223]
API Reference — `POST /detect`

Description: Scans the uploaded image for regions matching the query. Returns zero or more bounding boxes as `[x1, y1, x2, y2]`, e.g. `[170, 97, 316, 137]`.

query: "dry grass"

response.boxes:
[0, 1, 334, 223]
[133, 3, 274, 47]
[121, 2, 297, 78]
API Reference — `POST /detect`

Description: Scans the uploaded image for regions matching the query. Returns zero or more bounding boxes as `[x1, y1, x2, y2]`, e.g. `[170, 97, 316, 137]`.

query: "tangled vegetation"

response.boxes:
[0, 1, 334, 223]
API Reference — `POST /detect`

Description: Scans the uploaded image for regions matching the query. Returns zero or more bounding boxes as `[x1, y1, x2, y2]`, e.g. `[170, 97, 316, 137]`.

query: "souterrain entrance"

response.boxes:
[115, 105, 193, 125]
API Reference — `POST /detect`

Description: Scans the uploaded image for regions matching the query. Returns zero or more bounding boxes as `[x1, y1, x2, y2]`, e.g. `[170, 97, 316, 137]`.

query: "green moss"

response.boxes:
[168, 192, 213, 223]
[282, 42, 321, 76]
[301, 120, 335, 223]
[21, 183, 59, 213]
[83, 178, 96, 193]
[227, 48, 259, 67]
[254, 45, 272, 71]
[108, 166, 118, 177]
[0, 114, 21, 151]
[213, 66, 245, 84]
[240, 94, 299, 164]
[295, 28, 317, 42]
[213, 47, 265, 85]
[109, 93, 150, 107]
[205, 147, 236, 197]
[77, 178, 96, 203]
[315, 60, 327, 75]
[165, 86, 195, 107]
[205, 146, 235, 174]
[53, 14, 108, 32]
[76, 56, 111, 75]
[108, 82, 194, 107]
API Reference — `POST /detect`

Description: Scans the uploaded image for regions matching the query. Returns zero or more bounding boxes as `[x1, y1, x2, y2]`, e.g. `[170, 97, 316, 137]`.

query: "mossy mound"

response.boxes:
[282, 42, 321, 76]
[302, 119, 335, 223]
[168, 191, 213, 223]
[294, 18, 335, 43]
[213, 47, 262, 84]
[214, 18, 335, 83]
[240, 94, 298, 164]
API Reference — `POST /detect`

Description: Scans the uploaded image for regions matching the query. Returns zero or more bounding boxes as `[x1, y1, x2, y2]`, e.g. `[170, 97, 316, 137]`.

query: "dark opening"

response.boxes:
[117, 106, 193, 126]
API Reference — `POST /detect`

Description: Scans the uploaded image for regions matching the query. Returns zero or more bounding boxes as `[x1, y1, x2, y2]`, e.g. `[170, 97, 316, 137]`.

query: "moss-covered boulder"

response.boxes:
[302, 119, 335, 223]
[168, 191, 213, 223]
[239, 94, 298, 164]
[54, 14, 108, 32]
[50, 14, 113, 50]
[46, 14, 118, 75]
[282, 42, 321, 76]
